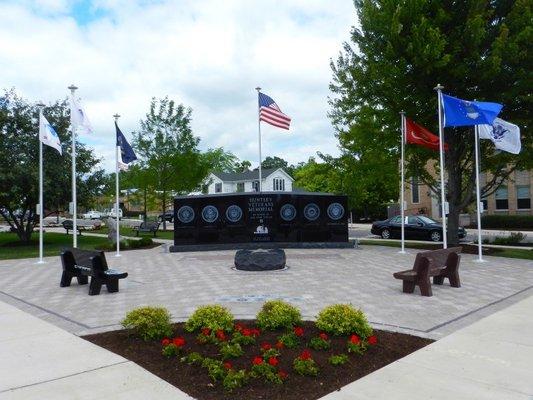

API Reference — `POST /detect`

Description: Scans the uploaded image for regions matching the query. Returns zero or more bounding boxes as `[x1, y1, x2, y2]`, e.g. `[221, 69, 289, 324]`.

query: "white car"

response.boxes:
[83, 210, 102, 220]
[107, 208, 123, 219]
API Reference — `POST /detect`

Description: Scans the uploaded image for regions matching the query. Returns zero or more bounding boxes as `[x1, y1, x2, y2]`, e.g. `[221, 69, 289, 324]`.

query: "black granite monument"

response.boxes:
[170, 192, 352, 252]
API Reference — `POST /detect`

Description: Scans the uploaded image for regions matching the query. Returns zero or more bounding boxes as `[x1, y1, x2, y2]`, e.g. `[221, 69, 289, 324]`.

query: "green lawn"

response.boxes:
[0, 232, 112, 260]
[96, 226, 174, 240]
[359, 239, 533, 261]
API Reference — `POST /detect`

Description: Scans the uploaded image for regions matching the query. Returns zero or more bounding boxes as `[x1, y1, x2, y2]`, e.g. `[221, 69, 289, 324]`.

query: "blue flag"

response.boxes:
[115, 122, 137, 166]
[442, 94, 502, 127]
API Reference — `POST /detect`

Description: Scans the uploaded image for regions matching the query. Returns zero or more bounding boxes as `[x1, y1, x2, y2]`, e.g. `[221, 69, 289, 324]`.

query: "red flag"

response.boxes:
[405, 117, 448, 151]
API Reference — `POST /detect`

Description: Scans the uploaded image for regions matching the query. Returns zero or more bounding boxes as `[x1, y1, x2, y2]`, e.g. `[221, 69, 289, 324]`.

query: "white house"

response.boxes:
[204, 168, 294, 194]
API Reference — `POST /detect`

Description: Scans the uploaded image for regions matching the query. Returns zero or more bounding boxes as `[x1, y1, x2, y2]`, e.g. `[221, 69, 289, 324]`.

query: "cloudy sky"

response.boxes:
[0, 0, 356, 171]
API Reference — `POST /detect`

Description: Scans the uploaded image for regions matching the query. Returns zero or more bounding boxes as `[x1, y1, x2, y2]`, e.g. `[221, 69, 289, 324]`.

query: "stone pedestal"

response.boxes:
[234, 249, 286, 271]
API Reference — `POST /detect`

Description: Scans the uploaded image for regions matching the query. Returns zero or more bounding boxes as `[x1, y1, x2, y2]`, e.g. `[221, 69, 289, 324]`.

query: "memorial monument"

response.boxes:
[170, 192, 353, 252]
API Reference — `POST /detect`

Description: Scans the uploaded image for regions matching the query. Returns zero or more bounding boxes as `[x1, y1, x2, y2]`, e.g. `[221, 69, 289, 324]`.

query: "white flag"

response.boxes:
[39, 114, 62, 155]
[70, 96, 93, 134]
[478, 118, 521, 154]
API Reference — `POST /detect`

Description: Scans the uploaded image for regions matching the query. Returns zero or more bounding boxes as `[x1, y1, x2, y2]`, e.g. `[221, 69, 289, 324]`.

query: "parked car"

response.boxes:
[107, 208, 123, 219]
[83, 210, 102, 220]
[158, 211, 173, 223]
[371, 215, 467, 242]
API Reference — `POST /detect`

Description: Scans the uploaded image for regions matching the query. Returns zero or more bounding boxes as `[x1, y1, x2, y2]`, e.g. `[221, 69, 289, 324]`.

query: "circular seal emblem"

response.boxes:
[201, 205, 219, 223]
[225, 205, 243, 223]
[303, 203, 320, 221]
[177, 206, 195, 224]
[280, 204, 297, 222]
[327, 202, 345, 220]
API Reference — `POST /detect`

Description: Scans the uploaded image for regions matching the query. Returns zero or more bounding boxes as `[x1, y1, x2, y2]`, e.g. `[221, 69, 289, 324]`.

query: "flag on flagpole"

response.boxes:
[70, 96, 93, 134]
[39, 114, 62, 154]
[116, 122, 137, 170]
[258, 92, 291, 130]
[405, 117, 448, 151]
[478, 118, 521, 154]
[442, 94, 502, 127]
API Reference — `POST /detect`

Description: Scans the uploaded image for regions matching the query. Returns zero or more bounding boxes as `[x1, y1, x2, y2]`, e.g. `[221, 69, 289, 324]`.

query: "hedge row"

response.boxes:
[478, 215, 533, 230]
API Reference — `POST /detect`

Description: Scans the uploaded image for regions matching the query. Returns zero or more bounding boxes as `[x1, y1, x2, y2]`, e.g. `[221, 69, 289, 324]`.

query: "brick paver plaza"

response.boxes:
[0, 245, 532, 339]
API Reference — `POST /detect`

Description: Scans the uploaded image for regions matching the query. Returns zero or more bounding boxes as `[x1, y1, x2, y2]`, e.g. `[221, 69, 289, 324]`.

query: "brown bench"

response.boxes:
[132, 221, 160, 237]
[393, 247, 462, 297]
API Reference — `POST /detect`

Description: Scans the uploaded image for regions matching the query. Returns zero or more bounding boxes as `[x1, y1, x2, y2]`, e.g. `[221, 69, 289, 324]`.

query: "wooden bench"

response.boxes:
[393, 247, 462, 297]
[132, 221, 160, 237]
[60, 248, 128, 295]
[62, 220, 87, 235]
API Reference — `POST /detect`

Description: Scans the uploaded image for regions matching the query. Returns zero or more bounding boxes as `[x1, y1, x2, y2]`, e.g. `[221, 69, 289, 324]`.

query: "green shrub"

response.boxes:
[219, 343, 244, 360]
[185, 304, 234, 332]
[223, 369, 248, 391]
[121, 306, 173, 341]
[182, 352, 204, 365]
[315, 304, 373, 337]
[309, 336, 331, 351]
[202, 358, 226, 382]
[231, 331, 256, 346]
[329, 354, 349, 366]
[162, 343, 179, 357]
[479, 215, 533, 230]
[492, 232, 527, 245]
[278, 332, 299, 348]
[256, 300, 302, 330]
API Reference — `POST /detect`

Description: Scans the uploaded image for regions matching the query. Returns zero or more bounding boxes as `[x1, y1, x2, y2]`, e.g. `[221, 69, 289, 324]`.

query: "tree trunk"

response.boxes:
[143, 188, 147, 223]
[162, 190, 167, 231]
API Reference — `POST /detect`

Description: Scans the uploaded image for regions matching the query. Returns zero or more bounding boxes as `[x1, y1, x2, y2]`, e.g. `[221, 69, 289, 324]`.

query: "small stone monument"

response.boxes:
[107, 217, 118, 243]
[234, 249, 286, 271]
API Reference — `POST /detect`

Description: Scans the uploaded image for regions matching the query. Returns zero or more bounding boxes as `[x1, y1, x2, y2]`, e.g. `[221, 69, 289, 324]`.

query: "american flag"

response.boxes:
[258, 92, 291, 130]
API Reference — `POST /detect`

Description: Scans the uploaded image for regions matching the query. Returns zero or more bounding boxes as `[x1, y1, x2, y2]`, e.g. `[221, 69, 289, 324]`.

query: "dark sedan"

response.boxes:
[158, 211, 173, 223]
[371, 215, 466, 242]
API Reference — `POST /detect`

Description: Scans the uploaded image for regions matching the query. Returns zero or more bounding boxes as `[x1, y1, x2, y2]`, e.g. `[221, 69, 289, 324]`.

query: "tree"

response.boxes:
[293, 156, 341, 193]
[237, 160, 252, 172]
[330, 0, 532, 244]
[203, 147, 240, 173]
[0, 90, 103, 243]
[133, 97, 208, 230]
[261, 156, 296, 177]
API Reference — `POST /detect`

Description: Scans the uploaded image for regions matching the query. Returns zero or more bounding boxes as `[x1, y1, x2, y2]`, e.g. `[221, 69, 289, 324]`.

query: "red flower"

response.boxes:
[161, 338, 170, 346]
[172, 337, 186, 347]
[216, 329, 227, 341]
[251, 328, 261, 337]
[242, 328, 252, 337]
[350, 335, 361, 345]
[275, 340, 284, 349]
[268, 357, 279, 366]
[278, 370, 288, 380]
[201, 327, 211, 336]
[367, 335, 378, 345]
[252, 356, 264, 365]
[261, 342, 272, 351]
[223, 361, 233, 370]
[234, 323, 245, 332]
[319, 333, 329, 341]
[300, 349, 312, 361]
[293, 326, 304, 337]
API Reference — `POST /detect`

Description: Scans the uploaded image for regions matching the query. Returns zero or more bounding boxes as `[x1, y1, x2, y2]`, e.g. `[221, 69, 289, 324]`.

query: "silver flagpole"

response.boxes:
[255, 87, 262, 192]
[474, 124, 485, 262]
[37, 103, 46, 264]
[114, 114, 121, 257]
[68, 84, 78, 247]
[399, 111, 406, 254]
[434, 83, 447, 248]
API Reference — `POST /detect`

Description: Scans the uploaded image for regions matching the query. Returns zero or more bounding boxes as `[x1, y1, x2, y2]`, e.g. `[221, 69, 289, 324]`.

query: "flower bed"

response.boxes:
[83, 304, 433, 400]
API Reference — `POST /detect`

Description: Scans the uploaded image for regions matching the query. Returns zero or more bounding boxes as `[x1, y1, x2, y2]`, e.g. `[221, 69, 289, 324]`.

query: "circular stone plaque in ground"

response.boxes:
[234, 249, 286, 271]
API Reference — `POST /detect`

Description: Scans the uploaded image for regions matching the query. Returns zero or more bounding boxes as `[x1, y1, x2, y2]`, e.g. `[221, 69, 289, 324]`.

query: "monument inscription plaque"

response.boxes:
[170, 192, 351, 251]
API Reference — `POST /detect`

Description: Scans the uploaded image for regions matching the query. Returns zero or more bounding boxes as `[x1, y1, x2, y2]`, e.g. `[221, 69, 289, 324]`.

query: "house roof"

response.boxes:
[211, 168, 292, 182]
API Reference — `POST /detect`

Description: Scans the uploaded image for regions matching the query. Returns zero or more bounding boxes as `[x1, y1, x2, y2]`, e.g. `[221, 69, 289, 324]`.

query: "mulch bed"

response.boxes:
[83, 321, 433, 400]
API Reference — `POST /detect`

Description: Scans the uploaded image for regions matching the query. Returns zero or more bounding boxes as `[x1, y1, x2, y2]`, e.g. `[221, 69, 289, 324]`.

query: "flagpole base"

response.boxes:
[36, 260, 46, 264]
[474, 258, 486, 263]
[398, 250, 407, 254]
[115, 253, 121, 258]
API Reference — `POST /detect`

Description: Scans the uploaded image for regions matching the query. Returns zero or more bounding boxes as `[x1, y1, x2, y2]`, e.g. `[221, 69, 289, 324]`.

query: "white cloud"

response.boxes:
[0, 0, 356, 171]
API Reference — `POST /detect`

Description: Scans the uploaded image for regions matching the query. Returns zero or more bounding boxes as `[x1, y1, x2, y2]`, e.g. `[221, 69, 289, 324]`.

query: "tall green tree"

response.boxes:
[0, 90, 103, 243]
[203, 147, 240, 173]
[133, 97, 208, 229]
[331, 0, 532, 243]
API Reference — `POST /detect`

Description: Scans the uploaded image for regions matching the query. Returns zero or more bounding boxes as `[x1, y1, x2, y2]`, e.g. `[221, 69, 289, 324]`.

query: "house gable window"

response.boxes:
[273, 177, 285, 191]
[495, 186, 508, 210]
[517, 185, 531, 209]
[252, 180, 259, 192]
[236, 182, 244, 192]
[215, 182, 222, 193]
